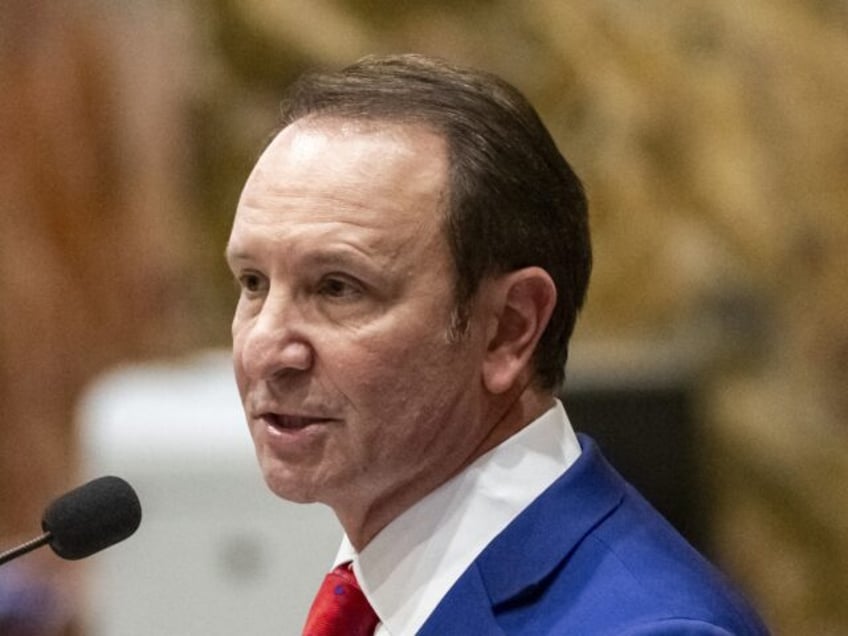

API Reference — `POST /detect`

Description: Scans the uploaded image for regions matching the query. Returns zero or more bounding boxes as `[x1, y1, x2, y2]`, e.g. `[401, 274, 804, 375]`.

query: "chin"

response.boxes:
[260, 465, 322, 504]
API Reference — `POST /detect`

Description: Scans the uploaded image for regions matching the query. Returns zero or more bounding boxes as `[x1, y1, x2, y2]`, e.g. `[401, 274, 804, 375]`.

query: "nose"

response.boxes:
[234, 295, 314, 381]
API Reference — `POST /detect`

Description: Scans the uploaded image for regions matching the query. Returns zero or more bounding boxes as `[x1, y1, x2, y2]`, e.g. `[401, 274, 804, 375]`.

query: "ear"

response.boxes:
[482, 267, 557, 394]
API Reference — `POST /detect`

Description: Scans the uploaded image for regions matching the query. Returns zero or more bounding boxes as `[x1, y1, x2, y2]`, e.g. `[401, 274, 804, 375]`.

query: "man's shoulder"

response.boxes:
[420, 437, 770, 635]
[540, 481, 769, 635]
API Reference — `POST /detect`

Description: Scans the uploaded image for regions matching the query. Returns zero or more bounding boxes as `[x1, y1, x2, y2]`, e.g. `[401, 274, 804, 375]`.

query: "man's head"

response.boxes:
[277, 54, 591, 391]
[226, 55, 591, 546]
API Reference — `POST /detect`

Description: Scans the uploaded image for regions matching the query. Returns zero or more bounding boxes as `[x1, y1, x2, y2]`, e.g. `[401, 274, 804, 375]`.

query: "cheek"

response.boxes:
[231, 300, 250, 340]
[338, 334, 478, 432]
[347, 331, 448, 391]
[231, 340, 250, 401]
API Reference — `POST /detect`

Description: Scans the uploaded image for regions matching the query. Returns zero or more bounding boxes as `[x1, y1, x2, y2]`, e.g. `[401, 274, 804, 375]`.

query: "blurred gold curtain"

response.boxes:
[1, 1, 192, 543]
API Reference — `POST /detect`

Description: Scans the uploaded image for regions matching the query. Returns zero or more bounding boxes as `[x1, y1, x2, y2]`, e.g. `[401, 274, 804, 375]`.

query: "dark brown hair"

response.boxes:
[278, 54, 591, 390]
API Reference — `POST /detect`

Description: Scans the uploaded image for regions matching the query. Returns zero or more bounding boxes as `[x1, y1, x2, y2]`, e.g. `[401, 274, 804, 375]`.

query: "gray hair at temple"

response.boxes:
[277, 53, 592, 391]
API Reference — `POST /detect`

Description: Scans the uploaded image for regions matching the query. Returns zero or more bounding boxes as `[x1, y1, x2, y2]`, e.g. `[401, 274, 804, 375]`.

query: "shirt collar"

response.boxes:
[332, 399, 581, 635]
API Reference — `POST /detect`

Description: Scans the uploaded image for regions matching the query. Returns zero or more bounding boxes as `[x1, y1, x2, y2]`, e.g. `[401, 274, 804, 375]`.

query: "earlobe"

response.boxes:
[482, 268, 556, 394]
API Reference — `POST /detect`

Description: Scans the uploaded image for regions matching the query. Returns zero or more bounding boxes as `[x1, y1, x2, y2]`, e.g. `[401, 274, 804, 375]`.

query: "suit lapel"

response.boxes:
[418, 435, 625, 633]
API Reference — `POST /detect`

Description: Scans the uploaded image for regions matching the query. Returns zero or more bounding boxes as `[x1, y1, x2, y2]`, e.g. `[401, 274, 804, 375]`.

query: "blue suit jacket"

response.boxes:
[418, 436, 769, 635]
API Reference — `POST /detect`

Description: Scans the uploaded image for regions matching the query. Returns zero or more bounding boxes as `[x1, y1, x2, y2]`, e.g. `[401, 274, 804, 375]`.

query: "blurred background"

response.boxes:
[2, 0, 847, 634]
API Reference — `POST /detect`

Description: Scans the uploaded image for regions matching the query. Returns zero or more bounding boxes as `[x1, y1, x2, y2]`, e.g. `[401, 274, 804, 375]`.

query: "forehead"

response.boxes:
[238, 117, 448, 229]
[227, 119, 452, 272]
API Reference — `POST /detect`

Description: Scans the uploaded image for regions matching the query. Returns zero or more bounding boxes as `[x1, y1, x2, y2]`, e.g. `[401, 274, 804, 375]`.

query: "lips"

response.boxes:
[260, 413, 332, 431]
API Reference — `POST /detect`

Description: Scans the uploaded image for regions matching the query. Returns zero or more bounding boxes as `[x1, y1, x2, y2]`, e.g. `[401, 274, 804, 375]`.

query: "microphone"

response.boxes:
[0, 476, 142, 566]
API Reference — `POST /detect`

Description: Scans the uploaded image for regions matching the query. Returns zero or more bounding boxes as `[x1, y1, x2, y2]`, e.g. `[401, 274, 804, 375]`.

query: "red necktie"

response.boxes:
[302, 563, 379, 636]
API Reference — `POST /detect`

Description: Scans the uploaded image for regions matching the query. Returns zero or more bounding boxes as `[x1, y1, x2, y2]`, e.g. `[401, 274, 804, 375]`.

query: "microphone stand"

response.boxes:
[0, 531, 52, 566]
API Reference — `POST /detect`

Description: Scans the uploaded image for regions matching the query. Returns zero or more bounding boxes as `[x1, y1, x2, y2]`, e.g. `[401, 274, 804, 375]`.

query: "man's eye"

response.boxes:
[238, 273, 265, 293]
[318, 276, 362, 299]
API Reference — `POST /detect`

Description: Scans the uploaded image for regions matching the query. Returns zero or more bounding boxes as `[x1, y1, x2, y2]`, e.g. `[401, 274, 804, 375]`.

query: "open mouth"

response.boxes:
[261, 413, 327, 431]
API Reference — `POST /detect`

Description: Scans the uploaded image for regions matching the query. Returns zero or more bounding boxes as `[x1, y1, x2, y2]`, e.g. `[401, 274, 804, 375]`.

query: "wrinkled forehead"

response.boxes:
[231, 117, 453, 259]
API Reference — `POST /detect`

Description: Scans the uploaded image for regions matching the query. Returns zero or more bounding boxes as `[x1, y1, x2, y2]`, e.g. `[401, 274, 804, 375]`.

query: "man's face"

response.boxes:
[227, 119, 495, 527]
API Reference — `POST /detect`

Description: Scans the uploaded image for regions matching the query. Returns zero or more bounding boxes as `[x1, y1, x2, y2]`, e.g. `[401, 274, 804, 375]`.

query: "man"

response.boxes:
[226, 54, 769, 635]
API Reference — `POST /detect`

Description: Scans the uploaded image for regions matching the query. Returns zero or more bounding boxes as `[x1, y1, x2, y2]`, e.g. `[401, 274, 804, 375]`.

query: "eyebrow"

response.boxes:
[224, 242, 382, 274]
[224, 242, 250, 265]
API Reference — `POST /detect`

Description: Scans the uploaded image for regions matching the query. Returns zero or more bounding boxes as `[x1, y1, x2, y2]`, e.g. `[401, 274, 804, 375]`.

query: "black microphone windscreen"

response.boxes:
[41, 475, 142, 560]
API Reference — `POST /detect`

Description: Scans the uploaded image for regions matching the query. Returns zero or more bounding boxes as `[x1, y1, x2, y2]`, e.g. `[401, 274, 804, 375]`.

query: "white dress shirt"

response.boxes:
[331, 399, 581, 635]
